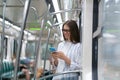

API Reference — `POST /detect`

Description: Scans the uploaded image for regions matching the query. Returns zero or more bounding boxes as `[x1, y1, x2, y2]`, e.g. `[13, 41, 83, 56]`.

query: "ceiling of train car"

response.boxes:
[0, 0, 49, 37]
[0, 0, 48, 26]
[0, 0, 81, 39]
[58, 0, 81, 22]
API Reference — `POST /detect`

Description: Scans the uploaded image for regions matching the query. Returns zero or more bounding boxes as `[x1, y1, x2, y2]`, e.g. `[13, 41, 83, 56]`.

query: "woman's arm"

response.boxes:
[53, 51, 71, 65]
[62, 55, 71, 65]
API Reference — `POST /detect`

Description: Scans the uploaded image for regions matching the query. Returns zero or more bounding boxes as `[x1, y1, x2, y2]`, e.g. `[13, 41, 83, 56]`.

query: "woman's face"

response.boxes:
[62, 24, 71, 40]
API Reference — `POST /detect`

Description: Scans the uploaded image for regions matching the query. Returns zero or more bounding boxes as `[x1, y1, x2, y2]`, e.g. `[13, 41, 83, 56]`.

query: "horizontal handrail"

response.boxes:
[39, 70, 82, 80]
[50, 8, 81, 15]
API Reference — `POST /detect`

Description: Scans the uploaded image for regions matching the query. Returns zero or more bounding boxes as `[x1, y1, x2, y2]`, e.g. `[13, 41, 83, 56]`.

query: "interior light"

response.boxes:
[52, 0, 63, 40]
[12, 25, 21, 31]
[24, 30, 31, 36]
[0, 17, 32, 37]
[47, 20, 52, 26]
[0, 18, 3, 22]
[115, 0, 119, 3]
[105, 0, 109, 3]
[103, 33, 116, 38]
[114, 11, 120, 14]
[52, 0, 62, 27]
[48, 4, 51, 10]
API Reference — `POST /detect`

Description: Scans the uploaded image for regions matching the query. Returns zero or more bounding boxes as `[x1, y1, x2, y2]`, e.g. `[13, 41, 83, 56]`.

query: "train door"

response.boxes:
[83, 0, 120, 80]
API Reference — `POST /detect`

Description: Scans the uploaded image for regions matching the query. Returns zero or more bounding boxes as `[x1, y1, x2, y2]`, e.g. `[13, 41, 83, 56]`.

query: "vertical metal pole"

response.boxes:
[33, 19, 44, 80]
[43, 28, 51, 73]
[14, 0, 31, 80]
[0, 0, 6, 79]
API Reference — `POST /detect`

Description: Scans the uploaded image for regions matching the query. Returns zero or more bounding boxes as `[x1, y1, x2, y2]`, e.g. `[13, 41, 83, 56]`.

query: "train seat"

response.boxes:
[1, 61, 24, 79]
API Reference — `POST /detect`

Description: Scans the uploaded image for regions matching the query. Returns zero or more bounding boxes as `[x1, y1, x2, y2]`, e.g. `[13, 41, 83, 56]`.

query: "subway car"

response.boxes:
[0, 0, 120, 80]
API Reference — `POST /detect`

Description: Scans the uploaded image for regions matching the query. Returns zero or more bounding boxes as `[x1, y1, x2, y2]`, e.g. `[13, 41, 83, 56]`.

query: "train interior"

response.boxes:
[0, 0, 120, 80]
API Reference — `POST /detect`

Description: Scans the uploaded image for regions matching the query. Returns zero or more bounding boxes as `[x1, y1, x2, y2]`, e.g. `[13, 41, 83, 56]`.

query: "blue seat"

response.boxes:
[1, 61, 24, 79]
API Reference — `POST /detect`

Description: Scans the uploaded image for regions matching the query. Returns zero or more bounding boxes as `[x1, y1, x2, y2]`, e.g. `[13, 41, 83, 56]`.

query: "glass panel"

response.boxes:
[99, 0, 120, 80]
[26, 41, 36, 59]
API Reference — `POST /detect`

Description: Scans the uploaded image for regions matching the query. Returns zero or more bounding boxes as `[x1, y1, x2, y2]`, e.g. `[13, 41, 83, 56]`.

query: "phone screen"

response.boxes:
[49, 47, 56, 52]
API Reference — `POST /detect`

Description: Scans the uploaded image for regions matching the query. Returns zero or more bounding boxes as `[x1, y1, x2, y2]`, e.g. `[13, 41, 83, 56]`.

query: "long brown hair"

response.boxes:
[62, 20, 80, 43]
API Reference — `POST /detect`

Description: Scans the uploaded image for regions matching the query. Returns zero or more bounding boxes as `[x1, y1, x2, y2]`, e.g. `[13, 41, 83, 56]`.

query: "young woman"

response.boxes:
[51, 20, 82, 80]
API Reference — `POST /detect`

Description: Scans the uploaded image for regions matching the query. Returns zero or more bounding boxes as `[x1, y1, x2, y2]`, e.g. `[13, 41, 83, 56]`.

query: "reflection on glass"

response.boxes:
[100, 0, 120, 80]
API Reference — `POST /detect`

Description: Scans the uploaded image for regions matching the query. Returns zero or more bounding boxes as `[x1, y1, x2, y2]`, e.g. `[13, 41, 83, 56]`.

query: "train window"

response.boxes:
[26, 41, 36, 59]
[0, 36, 7, 59]
[41, 43, 53, 60]
[98, 0, 120, 80]
[0, 35, 1, 56]
[0, 34, 2, 52]
[3, 37, 7, 59]
[13, 39, 18, 55]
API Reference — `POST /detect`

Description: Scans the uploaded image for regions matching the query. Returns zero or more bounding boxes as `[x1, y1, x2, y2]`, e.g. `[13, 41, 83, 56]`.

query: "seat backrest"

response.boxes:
[1, 61, 14, 73]
[8, 62, 14, 71]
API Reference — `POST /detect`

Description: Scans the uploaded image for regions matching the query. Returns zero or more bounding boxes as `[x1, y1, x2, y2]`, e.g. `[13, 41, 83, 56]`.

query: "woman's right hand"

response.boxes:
[51, 53, 58, 66]
[51, 52, 57, 59]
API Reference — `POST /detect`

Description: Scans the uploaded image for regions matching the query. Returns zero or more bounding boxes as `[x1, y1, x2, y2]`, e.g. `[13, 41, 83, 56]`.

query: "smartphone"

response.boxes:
[49, 47, 56, 52]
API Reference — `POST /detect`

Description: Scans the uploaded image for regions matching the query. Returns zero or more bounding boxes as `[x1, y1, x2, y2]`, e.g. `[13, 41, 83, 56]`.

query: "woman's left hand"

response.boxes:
[56, 51, 71, 65]
[55, 51, 66, 60]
